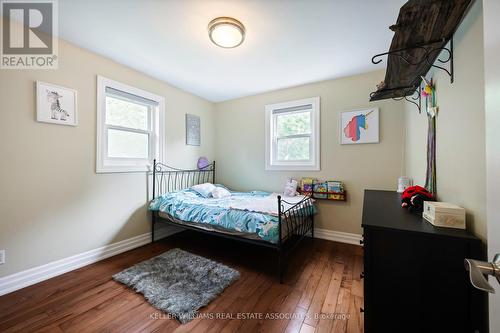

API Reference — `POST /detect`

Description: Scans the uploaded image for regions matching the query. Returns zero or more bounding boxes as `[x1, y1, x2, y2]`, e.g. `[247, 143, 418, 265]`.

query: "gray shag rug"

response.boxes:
[113, 248, 240, 323]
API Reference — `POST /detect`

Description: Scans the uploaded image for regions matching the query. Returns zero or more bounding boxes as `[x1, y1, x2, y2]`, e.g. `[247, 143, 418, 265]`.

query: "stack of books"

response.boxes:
[327, 180, 344, 193]
[299, 178, 346, 201]
[300, 178, 315, 194]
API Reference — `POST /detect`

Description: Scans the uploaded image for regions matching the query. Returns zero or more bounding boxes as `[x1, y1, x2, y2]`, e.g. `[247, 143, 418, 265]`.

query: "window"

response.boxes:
[265, 97, 320, 170]
[96, 76, 165, 173]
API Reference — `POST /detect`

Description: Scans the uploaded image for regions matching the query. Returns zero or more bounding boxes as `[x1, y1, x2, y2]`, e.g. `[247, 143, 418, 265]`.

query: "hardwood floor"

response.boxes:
[0, 231, 364, 333]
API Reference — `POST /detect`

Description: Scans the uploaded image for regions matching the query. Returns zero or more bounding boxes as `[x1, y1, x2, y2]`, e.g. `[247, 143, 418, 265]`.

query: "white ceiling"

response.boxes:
[59, 0, 405, 102]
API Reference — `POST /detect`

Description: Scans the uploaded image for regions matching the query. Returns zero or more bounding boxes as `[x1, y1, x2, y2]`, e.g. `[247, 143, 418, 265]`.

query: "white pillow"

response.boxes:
[212, 186, 231, 199]
[191, 183, 216, 198]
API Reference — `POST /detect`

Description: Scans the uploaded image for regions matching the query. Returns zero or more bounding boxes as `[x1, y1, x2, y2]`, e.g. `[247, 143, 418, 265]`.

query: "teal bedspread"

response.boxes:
[149, 189, 284, 243]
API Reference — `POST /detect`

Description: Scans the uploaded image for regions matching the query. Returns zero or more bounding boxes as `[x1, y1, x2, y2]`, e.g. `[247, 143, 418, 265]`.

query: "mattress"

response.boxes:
[149, 188, 314, 244]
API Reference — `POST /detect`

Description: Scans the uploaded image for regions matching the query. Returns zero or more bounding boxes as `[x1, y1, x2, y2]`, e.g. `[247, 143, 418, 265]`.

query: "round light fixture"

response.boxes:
[208, 17, 245, 48]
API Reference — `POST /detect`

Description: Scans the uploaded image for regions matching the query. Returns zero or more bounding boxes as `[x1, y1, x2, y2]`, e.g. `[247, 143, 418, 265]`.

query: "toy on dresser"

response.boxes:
[401, 185, 434, 213]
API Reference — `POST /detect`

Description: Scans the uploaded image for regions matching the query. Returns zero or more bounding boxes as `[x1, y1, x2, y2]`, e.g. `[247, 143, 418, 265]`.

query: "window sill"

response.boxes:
[265, 164, 320, 171]
[96, 165, 151, 173]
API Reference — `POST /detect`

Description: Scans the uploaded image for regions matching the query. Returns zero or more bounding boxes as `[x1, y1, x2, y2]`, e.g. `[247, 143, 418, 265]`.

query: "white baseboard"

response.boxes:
[314, 228, 362, 246]
[0, 226, 358, 296]
[0, 226, 179, 297]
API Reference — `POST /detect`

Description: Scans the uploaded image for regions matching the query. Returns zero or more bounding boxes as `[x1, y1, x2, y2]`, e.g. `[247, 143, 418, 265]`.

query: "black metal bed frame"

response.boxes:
[151, 159, 315, 283]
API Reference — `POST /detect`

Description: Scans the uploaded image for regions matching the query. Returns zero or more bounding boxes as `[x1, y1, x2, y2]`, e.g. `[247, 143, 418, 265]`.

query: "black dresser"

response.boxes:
[361, 190, 487, 333]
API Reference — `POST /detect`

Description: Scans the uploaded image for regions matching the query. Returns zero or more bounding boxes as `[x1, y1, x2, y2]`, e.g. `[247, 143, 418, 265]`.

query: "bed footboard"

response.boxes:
[277, 195, 315, 282]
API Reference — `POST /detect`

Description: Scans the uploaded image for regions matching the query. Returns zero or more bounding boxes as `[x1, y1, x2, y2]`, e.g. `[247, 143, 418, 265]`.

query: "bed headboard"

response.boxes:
[152, 159, 215, 199]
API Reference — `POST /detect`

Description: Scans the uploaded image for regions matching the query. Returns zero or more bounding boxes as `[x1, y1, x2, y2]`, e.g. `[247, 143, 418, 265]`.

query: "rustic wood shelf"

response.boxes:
[369, 0, 473, 102]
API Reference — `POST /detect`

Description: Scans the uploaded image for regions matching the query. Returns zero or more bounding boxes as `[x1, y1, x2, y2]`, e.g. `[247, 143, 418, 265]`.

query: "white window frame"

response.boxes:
[96, 76, 165, 173]
[265, 97, 320, 171]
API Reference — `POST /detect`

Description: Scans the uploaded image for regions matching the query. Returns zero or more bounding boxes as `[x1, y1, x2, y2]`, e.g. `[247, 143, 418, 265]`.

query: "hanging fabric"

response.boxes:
[422, 78, 437, 197]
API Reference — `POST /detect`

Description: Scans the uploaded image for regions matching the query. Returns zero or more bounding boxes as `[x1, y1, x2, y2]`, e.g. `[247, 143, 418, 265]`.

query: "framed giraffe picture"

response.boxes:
[36, 81, 78, 126]
[340, 107, 379, 144]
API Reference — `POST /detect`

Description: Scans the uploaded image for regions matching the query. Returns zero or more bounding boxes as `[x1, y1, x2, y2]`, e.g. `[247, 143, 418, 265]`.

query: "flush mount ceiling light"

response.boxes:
[208, 17, 245, 48]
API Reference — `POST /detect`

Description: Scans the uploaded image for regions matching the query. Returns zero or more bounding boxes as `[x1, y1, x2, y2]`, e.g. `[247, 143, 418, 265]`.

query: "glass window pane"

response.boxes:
[105, 96, 149, 130]
[107, 129, 149, 159]
[276, 111, 311, 137]
[277, 137, 310, 161]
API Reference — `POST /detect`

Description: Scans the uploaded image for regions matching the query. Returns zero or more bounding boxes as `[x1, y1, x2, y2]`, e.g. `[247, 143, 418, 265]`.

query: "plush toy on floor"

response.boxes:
[401, 185, 435, 213]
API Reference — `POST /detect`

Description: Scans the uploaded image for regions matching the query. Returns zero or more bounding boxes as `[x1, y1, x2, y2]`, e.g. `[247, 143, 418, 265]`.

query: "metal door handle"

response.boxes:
[464, 254, 500, 293]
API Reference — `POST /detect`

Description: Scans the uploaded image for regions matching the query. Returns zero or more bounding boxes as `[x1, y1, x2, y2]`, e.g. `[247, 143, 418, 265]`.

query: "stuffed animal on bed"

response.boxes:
[401, 185, 434, 213]
[284, 178, 299, 197]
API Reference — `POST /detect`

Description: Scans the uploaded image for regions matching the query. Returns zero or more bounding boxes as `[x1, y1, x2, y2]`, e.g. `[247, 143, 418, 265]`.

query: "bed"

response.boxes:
[150, 160, 315, 282]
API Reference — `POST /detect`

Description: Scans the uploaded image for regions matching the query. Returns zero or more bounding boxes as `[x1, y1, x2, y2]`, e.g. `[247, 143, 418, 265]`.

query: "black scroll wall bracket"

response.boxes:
[369, 84, 423, 113]
[371, 39, 454, 83]
[393, 87, 422, 114]
[370, 39, 454, 113]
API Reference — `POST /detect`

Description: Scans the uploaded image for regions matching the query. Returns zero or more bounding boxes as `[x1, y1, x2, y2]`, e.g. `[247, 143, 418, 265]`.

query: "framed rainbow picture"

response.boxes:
[340, 107, 379, 144]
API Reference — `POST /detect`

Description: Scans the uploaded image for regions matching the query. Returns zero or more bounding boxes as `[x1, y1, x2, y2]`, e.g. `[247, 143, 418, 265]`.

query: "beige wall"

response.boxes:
[214, 70, 405, 235]
[0, 38, 215, 277]
[0, 2, 488, 281]
[404, 0, 486, 240]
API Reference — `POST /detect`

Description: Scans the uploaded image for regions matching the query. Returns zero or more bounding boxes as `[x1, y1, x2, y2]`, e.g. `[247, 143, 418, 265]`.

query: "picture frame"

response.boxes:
[340, 107, 379, 144]
[185, 113, 201, 146]
[36, 81, 78, 126]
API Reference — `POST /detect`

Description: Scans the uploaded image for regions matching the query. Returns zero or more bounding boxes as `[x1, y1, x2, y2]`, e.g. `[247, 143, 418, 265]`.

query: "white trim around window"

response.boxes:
[96, 76, 165, 173]
[265, 97, 320, 171]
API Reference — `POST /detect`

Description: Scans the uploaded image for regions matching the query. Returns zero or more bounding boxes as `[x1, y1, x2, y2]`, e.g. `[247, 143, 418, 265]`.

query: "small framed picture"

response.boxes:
[36, 81, 78, 126]
[340, 108, 379, 144]
[185, 113, 200, 146]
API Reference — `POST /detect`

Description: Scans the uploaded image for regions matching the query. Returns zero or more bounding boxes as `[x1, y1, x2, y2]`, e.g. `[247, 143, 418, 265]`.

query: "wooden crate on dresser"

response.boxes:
[361, 190, 487, 333]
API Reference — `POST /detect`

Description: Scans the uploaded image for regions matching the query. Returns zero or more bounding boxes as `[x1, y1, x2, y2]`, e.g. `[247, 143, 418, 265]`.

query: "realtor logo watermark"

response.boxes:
[1, 0, 58, 69]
